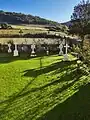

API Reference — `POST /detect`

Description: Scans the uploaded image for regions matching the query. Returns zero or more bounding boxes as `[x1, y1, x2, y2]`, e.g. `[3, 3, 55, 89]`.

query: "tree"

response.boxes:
[19, 29, 23, 37]
[0, 23, 9, 29]
[69, 0, 90, 51]
[0, 22, 12, 29]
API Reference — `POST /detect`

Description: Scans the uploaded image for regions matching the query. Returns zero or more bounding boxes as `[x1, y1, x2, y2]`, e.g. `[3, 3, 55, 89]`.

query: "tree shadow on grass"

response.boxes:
[0, 53, 32, 64]
[0, 71, 83, 119]
[0, 53, 46, 64]
[0, 59, 87, 120]
[17, 59, 78, 97]
[38, 83, 90, 120]
[0, 53, 60, 64]
[0, 59, 78, 105]
[23, 60, 77, 78]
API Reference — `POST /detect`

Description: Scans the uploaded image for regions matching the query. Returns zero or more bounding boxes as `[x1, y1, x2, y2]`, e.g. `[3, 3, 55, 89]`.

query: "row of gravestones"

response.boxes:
[8, 39, 70, 61]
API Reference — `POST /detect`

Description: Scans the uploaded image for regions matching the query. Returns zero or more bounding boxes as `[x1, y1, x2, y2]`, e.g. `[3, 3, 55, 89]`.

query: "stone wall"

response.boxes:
[0, 38, 60, 45]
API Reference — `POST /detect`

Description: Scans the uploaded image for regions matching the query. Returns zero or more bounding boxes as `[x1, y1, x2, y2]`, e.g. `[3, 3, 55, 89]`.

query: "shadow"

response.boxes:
[23, 60, 77, 78]
[0, 60, 79, 106]
[40, 57, 43, 69]
[0, 53, 48, 64]
[0, 60, 77, 101]
[0, 53, 32, 64]
[0, 53, 61, 64]
[0, 58, 87, 120]
[38, 83, 90, 120]
[0, 69, 81, 105]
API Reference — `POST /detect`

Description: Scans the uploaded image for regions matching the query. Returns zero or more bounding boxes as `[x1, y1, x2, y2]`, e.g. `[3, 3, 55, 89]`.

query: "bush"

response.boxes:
[0, 23, 12, 29]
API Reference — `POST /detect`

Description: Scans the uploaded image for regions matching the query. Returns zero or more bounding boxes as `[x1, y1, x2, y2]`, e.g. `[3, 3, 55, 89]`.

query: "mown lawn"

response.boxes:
[0, 54, 90, 120]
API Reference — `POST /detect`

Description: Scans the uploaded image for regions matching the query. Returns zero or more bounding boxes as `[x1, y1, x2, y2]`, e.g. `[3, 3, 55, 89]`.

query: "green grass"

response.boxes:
[0, 54, 90, 120]
[0, 24, 67, 37]
[0, 29, 47, 35]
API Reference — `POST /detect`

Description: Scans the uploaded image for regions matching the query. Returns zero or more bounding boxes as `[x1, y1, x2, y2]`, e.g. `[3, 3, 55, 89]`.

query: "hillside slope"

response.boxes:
[0, 10, 60, 26]
[62, 21, 72, 27]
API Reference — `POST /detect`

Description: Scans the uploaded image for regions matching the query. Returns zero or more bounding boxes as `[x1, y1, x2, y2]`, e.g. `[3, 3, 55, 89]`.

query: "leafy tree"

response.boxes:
[0, 23, 9, 29]
[83, 40, 90, 64]
[69, 0, 90, 51]
[19, 29, 23, 36]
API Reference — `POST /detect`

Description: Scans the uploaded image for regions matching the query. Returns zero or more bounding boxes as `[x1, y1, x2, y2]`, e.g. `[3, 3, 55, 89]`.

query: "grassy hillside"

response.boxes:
[0, 24, 68, 39]
[0, 10, 60, 26]
[0, 28, 47, 35]
[0, 10, 68, 38]
[0, 54, 90, 120]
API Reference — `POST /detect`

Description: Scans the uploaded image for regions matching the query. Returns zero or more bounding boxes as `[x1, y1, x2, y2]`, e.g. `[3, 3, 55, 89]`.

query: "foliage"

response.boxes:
[83, 40, 90, 64]
[46, 24, 68, 33]
[1, 23, 9, 29]
[69, 0, 90, 49]
[69, 0, 90, 65]
[72, 44, 81, 53]
[0, 32, 64, 38]
[19, 29, 23, 36]
[0, 22, 12, 29]
[7, 40, 14, 44]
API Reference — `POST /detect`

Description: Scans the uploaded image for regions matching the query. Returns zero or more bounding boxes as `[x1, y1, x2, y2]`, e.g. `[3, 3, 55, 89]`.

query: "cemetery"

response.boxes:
[0, 34, 90, 120]
[0, 0, 90, 120]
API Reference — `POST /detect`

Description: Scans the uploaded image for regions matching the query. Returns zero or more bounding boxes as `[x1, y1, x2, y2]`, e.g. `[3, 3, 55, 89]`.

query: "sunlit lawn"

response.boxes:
[0, 54, 90, 120]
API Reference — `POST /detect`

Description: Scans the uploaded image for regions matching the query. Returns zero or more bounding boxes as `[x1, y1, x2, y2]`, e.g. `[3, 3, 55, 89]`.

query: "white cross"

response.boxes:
[64, 43, 70, 55]
[63, 43, 70, 61]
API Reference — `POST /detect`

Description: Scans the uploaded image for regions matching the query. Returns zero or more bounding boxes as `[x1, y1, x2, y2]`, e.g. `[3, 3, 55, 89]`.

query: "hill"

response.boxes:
[62, 21, 72, 27]
[0, 10, 60, 26]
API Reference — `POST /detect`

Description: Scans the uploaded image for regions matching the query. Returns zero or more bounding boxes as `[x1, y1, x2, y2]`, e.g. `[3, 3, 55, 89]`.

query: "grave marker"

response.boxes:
[13, 43, 19, 56]
[59, 43, 63, 55]
[58, 39, 65, 55]
[63, 43, 70, 61]
[8, 43, 12, 53]
[31, 44, 36, 56]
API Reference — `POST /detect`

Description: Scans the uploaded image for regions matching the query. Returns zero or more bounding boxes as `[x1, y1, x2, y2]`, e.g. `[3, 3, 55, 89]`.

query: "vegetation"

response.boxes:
[0, 10, 68, 37]
[0, 25, 67, 38]
[0, 24, 68, 39]
[0, 23, 12, 29]
[0, 10, 61, 26]
[69, 0, 90, 49]
[0, 28, 47, 35]
[0, 1, 90, 120]
[0, 32, 65, 38]
[69, 0, 90, 64]
[0, 54, 90, 120]
[0, 10, 68, 39]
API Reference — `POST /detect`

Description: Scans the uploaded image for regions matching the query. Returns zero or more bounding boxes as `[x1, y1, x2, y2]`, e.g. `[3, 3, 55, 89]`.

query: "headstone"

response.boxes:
[21, 46, 24, 51]
[18, 45, 22, 52]
[62, 39, 65, 45]
[13, 43, 19, 56]
[37, 46, 44, 53]
[63, 43, 70, 61]
[31, 44, 36, 56]
[8, 43, 12, 53]
[58, 39, 65, 55]
[46, 50, 49, 55]
[46, 47, 49, 55]
[59, 43, 63, 55]
[22, 45, 28, 52]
